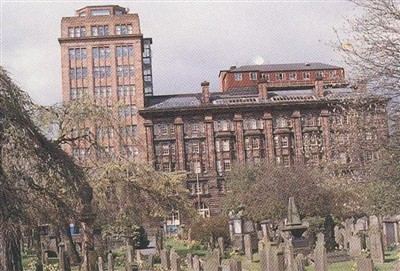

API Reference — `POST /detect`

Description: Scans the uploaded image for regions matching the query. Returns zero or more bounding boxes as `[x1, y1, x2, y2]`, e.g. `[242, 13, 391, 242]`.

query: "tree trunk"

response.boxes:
[32, 227, 43, 271]
[0, 224, 23, 271]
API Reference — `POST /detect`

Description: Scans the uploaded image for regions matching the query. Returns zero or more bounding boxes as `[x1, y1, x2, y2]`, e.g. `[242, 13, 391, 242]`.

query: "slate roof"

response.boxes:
[226, 63, 342, 73]
[144, 86, 365, 110]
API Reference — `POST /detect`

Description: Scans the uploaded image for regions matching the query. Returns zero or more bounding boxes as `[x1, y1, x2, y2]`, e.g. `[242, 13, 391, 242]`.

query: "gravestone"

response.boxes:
[394, 261, 400, 271]
[108, 252, 114, 271]
[244, 234, 253, 261]
[277, 250, 285, 271]
[187, 253, 193, 269]
[126, 244, 134, 266]
[160, 249, 170, 271]
[170, 248, 181, 271]
[193, 255, 200, 271]
[294, 253, 305, 271]
[98, 256, 104, 271]
[284, 240, 295, 271]
[334, 226, 344, 249]
[258, 240, 268, 271]
[147, 254, 154, 268]
[58, 242, 71, 271]
[355, 254, 374, 271]
[314, 233, 327, 271]
[217, 237, 224, 257]
[229, 259, 242, 271]
[349, 235, 362, 258]
[203, 250, 220, 271]
[136, 251, 142, 264]
[369, 215, 385, 264]
[266, 241, 279, 271]
[42, 251, 49, 266]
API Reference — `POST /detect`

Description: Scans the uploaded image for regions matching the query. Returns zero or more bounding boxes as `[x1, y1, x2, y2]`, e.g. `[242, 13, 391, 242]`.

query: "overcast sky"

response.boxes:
[1, 0, 355, 105]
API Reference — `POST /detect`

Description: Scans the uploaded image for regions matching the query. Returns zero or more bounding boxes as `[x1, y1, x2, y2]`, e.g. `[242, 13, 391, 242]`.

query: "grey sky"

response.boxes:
[1, 1, 354, 105]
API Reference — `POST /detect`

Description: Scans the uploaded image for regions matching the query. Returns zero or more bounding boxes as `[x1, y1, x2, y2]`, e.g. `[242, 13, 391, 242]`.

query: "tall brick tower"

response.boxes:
[59, 5, 153, 160]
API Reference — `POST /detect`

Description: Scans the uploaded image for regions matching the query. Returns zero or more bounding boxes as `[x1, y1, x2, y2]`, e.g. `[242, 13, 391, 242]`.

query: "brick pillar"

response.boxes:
[144, 120, 154, 163]
[292, 110, 304, 164]
[174, 117, 186, 171]
[263, 112, 274, 164]
[234, 113, 245, 165]
[205, 114, 216, 175]
[320, 109, 331, 161]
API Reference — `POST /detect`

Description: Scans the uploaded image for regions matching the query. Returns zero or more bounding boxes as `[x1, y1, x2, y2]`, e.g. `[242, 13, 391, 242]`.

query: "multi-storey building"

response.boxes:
[59, 5, 153, 160]
[60, 6, 389, 218]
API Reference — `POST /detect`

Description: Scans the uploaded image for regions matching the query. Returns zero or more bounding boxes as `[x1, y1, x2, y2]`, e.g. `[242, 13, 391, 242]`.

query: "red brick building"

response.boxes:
[60, 6, 389, 217]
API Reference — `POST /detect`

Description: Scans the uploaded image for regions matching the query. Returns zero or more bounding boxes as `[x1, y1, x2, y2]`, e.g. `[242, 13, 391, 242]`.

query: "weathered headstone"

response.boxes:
[314, 233, 327, 271]
[203, 250, 220, 271]
[355, 254, 374, 271]
[244, 234, 253, 262]
[58, 243, 66, 271]
[369, 215, 385, 264]
[170, 248, 181, 271]
[136, 251, 142, 264]
[217, 237, 224, 257]
[394, 261, 400, 271]
[126, 244, 135, 271]
[147, 254, 154, 268]
[349, 235, 362, 258]
[277, 250, 285, 271]
[294, 253, 305, 271]
[284, 240, 295, 271]
[193, 255, 200, 271]
[258, 241, 268, 271]
[266, 241, 279, 271]
[108, 252, 114, 271]
[42, 251, 49, 266]
[98, 256, 104, 271]
[229, 259, 242, 271]
[186, 253, 193, 269]
[160, 249, 171, 271]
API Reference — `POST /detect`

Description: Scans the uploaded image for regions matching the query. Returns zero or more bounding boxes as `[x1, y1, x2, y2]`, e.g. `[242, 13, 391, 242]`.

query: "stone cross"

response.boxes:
[314, 233, 327, 271]
[107, 252, 114, 271]
[244, 234, 253, 262]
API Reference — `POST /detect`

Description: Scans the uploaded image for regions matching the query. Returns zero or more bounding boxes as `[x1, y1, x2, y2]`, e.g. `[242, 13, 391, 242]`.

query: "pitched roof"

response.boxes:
[226, 62, 342, 73]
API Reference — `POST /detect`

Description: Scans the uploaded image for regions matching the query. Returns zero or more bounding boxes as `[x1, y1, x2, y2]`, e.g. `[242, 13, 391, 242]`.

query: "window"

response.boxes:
[289, 72, 297, 80]
[277, 73, 286, 81]
[70, 67, 88, 80]
[144, 68, 152, 82]
[234, 73, 242, 81]
[329, 70, 337, 78]
[162, 144, 170, 155]
[121, 125, 137, 137]
[281, 136, 289, 148]
[70, 87, 87, 100]
[192, 142, 200, 154]
[316, 71, 324, 79]
[222, 139, 230, 152]
[224, 160, 231, 171]
[161, 124, 168, 135]
[91, 9, 111, 16]
[283, 156, 290, 167]
[68, 26, 85, 37]
[91, 25, 110, 36]
[115, 24, 133, 35]
[192, 124, 199, 133]
[92, 47, 110, 58]
[118, 105, 137, 117]
[117, 85, 135, 98]
[303, 72, 311, 80]
[93, 66, 111, 78]
[117, 65, 134, 77]
[252, 137, 260, 149]
[116, 45, 134, 57]
[69, 48, 87, 60]
[249, 72, 257, 80]
[162, 163, 170, 172]
[94, 86, 111, 97]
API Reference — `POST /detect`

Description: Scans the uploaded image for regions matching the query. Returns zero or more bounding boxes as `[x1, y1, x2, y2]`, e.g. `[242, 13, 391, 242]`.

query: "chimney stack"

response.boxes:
[201, 81, 210, 103]
[258, 78, 268, 100]
[314, 77, 324, 97]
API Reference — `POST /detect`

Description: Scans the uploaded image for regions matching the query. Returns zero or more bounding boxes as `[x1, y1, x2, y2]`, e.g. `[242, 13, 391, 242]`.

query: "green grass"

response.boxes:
[164, 237, 208, 257]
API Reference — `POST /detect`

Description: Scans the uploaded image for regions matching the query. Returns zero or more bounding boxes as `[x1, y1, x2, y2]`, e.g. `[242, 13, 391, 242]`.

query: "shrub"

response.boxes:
[189, 216, 229, 246]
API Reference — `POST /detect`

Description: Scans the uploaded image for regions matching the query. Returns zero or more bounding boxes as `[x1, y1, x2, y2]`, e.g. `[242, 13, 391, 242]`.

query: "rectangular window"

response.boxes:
[329, 70, 337, 78]
[224, 160, 231, 171]
[252, 137, 260, 149]
[162, 144, 170, 155]
[289, 72, 297, 80]
[316, 71, 324, 79]
[283, 156, 290, 167]
[249, 72, 257, 81]
[234, 73, 242, 81]
[192, 143, 200, 154]
[222, 139, 230, 152]
[281, 136, 289, 148]
[303, 72, 311, 80]
[115, 24, 132, 35]
[117, 65, 134, 77]
[116, 45, 134, 57]
[68, 27, 74, 37]
[277, 73, 286, 81]
[91, 9, 111, 16]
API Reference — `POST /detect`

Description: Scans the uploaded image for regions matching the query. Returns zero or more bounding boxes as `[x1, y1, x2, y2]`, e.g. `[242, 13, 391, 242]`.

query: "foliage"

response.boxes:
[164, 238, 206, 256]
[222, 162, 342, 221]
[188, 216, 229, 246]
